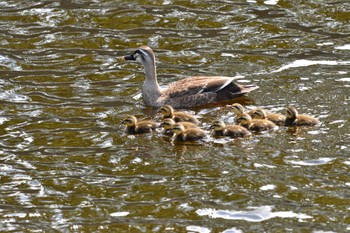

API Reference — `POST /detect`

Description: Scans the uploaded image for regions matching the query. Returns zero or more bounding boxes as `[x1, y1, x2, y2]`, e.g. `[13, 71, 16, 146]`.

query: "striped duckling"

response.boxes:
[211, 120, 251, 138]
[171, 123, 206, 142]
[252, 108, 286, 126]
[226, 103, 256, 117]
[160, 118, 197, 135]
[285, 106, 320, 126]
[159, 105, 199, 124]
[236, 113, 277, 132]
[122, 115, 158, 134]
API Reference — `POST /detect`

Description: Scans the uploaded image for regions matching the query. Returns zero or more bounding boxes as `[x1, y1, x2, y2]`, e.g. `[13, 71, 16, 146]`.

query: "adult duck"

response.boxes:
[123, 46, 259, 108]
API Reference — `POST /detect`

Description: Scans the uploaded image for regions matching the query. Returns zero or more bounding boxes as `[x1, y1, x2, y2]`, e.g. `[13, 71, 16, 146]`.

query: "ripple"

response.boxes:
[286, 157, 336, 166]
[110, 211, 129, 217]
[335, 44, 350, 50]
[273, 59, 350, 73]
[0, 55, 22, 71]
[0, 90, 31, 103]
[196, 206, 312, 222]
[186, 225, 211, 233]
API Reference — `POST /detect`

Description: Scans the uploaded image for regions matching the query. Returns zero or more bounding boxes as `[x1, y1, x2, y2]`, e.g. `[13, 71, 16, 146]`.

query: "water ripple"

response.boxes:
[196, 206, 312, 222]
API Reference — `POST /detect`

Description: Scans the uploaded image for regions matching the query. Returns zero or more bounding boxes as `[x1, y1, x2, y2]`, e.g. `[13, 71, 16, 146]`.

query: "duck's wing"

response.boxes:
[161, 76, 258, 108]
[163, 76, 240, 98]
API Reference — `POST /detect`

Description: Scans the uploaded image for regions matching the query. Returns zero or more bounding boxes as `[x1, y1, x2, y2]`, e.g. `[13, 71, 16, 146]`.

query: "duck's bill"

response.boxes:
[123, 55, 136, 60]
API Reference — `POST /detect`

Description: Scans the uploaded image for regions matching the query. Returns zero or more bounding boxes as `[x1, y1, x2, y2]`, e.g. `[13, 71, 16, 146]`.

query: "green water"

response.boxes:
[0, 0, 349, 232]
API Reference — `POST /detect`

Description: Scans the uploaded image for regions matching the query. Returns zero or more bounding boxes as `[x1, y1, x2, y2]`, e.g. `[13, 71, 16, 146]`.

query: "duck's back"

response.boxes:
[162, 76, 258, 108]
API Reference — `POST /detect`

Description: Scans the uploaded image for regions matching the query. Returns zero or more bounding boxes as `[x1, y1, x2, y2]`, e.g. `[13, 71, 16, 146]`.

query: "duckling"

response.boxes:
[160, 118, 197, 135]
[252, 108, 286, 126]
[236, 113, 277, 132]
[211, 120, 251, 138]
[285, 106, 320, 126]
[226, 103, 256, 117]
[172, 123, 206, 142]
[159, 105, 199, 124]
[122, 115, 158, 134]
[123, 46, 258, 108]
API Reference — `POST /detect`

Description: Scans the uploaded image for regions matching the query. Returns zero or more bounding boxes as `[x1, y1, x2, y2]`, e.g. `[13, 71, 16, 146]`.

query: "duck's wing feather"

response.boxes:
[165, 92, 217, 108]
[163, 76, 240, 98]
[161, 76, 258, 108]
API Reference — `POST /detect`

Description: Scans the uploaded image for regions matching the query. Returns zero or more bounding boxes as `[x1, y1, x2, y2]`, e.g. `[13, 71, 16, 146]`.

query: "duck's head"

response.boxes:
[161, 118, 176, 130]
[286, 106, 298, 119]
[172, 123, 185, 135]
[122, 115, 137, 126]
[252, 108, 267, 119]
[227, 103, 244, 115]
[236, 113, 252, 125]
[123, 46, 155, 65]
[159, 105, 174, 117]
[211, 120, 226, 131]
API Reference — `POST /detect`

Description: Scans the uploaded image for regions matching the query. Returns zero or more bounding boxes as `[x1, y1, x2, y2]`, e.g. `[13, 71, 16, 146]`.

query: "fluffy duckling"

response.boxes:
[160, 118, 197, 135]
[172, 123, 206, 142]
[252, 108, 286, 126]
[236, 113, 277, 132]
[226, 103, 256, 116]
[122, 115, 158, 134]
[159, 105, 199, 124]
[285, 106, 320, 126]
[211, 120, 251, 138]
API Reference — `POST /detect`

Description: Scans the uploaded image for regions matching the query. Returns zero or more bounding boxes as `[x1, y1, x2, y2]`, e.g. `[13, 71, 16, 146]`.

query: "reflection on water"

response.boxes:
[1, 0, 350, 232]
[196, 206, 312, 222]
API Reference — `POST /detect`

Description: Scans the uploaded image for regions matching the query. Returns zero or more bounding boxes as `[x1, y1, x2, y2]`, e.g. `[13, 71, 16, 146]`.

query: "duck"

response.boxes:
[285, 106, 320, 126]
[236, 113, 277, 132]
[252, 108, 286, 126]
[123, 46, 259, 108]
[171, 123, 206, 142]
[159, 105, 199, 124]
[211, 120, 251, 138]
[226, 103, 256, 117]
[122, 115, 158, 134]
[160, 118, 197, 135]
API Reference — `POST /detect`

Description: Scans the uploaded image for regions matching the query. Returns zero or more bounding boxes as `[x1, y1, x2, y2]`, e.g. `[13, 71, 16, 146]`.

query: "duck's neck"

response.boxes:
[142, 60, 162, 107]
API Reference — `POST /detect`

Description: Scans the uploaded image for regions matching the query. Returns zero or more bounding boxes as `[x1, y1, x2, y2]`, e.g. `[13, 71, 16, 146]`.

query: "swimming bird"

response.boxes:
[172, 123, 206, 142]
[159, 105, 199, 124]
[226, 103, 256, 117]
[252, 108, 286, 126]
[211, 120, 251, 138]
[236, 113, 277, 132]
[285, 106, 320, 126]
[122, 115, 158, 134]
[160, 118, 197, 135]
[123, 46, 259, 108]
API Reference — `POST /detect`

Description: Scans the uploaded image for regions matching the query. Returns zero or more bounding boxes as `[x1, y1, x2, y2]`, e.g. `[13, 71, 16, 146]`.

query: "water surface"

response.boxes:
[0, 0, 349, 232]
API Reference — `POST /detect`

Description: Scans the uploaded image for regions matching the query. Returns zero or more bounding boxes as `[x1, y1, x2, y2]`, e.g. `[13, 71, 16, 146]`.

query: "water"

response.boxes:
[0, 0, 349, 232]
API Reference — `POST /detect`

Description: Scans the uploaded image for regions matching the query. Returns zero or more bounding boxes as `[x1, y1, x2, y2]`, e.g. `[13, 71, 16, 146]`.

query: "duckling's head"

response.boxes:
[211, 120, 226, 131]
[227, 103, 244, 115]
[252, 108, 267, 119]
[122, 115, 137, 126]
[123, 46, 155, 66]
[236, 113, 252, 125]
[286, 106, 298, 119]
[159, 105, 174, 117]
[161, 118, 176, 130]
[172, 123, 185, 135]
